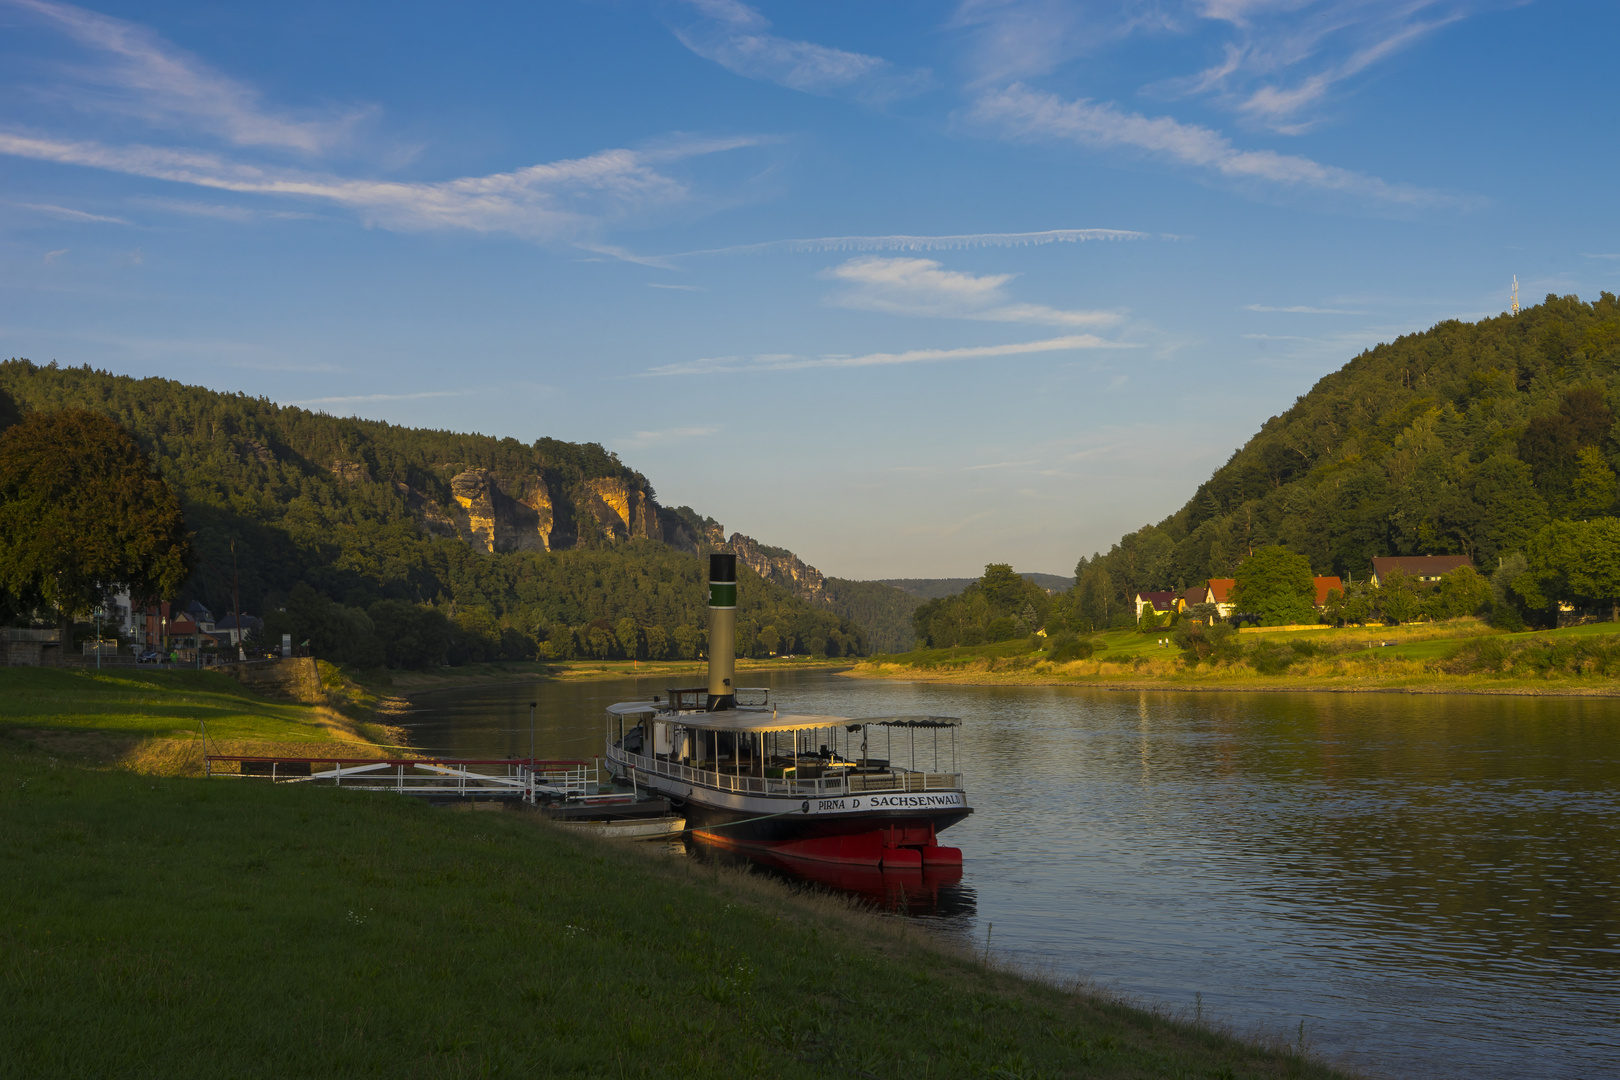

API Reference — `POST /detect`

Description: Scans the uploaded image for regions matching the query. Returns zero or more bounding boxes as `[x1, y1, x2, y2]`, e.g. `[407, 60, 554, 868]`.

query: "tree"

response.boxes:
[1374, 568, 1422, 624]
[0, 409, 192, 629]
[1513, 518, 1620, 617]
[0, 387, 20, 434]
[1426, 566, 1492, 620]
[1230, 546, 1317, 626]
[1569, 447, 1617, 519]
[368, 599, 450, 669]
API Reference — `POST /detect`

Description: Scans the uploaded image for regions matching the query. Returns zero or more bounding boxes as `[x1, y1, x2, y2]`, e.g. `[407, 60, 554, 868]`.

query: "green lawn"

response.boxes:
[0, 737, 1349, 1079]
[0, 667, 341, 743]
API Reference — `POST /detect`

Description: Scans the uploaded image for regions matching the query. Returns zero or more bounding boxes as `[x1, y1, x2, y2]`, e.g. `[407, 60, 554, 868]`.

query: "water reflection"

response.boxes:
[405, 671, 1620, 1079]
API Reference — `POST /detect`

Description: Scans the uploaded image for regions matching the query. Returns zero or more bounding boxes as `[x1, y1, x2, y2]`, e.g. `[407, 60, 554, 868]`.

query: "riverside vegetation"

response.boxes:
[855, 619, 1620, 694]
[1, 674, 1352, 1079]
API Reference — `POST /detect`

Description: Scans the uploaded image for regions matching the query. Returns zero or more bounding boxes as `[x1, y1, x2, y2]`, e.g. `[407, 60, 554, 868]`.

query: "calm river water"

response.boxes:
[404, 670, 1620, 1079]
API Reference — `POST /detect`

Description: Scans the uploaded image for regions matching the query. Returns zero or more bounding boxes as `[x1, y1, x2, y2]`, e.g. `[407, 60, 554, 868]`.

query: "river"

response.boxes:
[402, 669, 1620, 1079]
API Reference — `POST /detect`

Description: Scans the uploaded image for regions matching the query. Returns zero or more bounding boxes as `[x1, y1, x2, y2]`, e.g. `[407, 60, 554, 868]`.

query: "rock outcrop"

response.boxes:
[372, 461, 832, 606]
[727, 532, 828, 606]
[449, 469, 552, 553]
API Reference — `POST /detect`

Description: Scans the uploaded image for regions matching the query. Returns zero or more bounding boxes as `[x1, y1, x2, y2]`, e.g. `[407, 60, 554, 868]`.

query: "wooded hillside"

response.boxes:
[0, 361, 864, 664]
[1070, 293, 1620, 628]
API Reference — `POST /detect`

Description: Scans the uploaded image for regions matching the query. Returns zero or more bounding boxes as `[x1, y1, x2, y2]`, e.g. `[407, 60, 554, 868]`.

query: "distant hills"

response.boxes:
[879, 573, 1076, 600]
[1069, 293, 1620, 629]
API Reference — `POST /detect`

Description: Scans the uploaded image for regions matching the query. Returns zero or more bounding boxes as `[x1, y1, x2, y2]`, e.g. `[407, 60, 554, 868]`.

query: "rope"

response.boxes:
[671, 802, 810, 837]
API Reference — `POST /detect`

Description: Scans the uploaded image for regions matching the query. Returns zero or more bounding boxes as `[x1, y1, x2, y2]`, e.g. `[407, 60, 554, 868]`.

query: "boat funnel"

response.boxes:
[707, 553, 736, 711]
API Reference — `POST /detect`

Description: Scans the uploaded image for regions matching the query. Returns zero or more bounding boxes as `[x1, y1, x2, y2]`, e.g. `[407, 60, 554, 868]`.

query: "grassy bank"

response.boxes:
[0, 737, 1349, 1079]
[0, 665, 399, 774]
[851, 621, 1620, 695]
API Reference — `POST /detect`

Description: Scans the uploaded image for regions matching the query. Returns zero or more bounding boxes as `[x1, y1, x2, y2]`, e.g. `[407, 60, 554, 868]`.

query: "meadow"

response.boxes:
[0, 726, 1351, 1079]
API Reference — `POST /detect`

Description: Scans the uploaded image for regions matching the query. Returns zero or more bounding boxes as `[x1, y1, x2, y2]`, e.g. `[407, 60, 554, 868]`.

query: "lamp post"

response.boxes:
[528, 701, 538, 804]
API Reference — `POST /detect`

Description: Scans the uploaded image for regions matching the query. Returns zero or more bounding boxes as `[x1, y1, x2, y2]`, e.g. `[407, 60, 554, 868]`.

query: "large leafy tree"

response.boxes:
[1512, 518, 1620, 617]
[0, 409, 193, 628]
[1230, 545, 1317, 626]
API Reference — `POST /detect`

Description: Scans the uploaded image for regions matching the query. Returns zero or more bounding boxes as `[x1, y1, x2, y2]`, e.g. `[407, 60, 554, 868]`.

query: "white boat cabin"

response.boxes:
[605, 687, 962, 799]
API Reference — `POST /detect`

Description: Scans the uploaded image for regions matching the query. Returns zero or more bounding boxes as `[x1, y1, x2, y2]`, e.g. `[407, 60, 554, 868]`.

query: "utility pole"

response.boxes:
[230, 536, 244, 661]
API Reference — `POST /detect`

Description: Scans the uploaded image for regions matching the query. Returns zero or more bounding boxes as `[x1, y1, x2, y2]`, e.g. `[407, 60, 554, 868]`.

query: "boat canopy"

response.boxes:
[852, 715, 961, 728]
[670, 711, 854, 734]
[606, 701, 661, 716]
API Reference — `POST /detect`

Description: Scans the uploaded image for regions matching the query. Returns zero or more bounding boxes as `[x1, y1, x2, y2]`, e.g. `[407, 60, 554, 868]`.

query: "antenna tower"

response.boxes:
[1511, 275, 1519, 316]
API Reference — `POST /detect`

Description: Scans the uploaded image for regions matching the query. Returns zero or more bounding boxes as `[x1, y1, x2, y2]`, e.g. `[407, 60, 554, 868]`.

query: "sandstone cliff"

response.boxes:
[727, 532, 827, 606]
[323, 456, 835, 609]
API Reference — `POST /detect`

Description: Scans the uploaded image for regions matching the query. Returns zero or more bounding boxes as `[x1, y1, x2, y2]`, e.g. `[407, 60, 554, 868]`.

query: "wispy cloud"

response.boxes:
[17, 201, 129, 224]
[967, 84, 1469, 207]
[1246, 303, 1365, 313]
[43, 248, 68, 263]
[647, 282, 704, 291]
[1183, 1, 1492, 132]
[951, 1, 1498, 135]
[133, 195, 317, 222]
[1582, 253, 1620, 260]
[622, 426, 719, 443]
[5, 0, 367, 152]
[644, 332, 1131, 376]
[963, 459, 1037, 471]
[680, 227, 1151, 257]
[672, 0, 929, 103]
[286, 390, 474, 407]
[823, 255, 1120, 327]
[0, 131, 759, 242]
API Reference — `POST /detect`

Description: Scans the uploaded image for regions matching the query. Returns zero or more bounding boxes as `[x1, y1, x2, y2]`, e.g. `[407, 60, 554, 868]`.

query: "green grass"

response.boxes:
[0, 737, 1351, 1079]
[0, 667, 342, 743]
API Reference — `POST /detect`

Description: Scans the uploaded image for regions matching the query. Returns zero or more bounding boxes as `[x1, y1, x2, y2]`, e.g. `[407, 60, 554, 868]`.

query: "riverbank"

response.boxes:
[378, 655, 848, 696]
[848, 621, 1620, 696]
[0, 665, 402, 774]
[0, 736, 1351, 1079]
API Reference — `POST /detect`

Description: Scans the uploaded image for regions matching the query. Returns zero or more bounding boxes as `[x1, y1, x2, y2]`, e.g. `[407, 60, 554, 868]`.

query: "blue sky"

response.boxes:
[3, 0, 1616, 579]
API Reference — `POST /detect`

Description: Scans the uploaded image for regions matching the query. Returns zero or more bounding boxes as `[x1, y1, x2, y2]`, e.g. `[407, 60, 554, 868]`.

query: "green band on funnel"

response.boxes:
[709, 582, 737, 608]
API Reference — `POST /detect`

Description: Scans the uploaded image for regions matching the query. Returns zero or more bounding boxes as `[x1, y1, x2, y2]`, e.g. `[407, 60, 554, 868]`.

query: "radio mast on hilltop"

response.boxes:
[1511, 275, 1520, 316]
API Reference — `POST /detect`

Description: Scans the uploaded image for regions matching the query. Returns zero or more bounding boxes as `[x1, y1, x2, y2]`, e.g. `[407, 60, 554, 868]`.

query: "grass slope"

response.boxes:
[0, 666, 397, 772]
[0, 737, 1348, 1079]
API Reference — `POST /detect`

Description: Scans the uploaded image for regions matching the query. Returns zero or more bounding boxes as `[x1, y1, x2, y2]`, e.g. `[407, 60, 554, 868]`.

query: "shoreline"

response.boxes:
[842, 663, 1620, 698]
[380, 657, 851, 700]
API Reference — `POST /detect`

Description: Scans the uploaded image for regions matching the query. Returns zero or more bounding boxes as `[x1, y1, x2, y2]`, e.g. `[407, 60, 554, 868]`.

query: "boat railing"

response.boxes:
[608, 745, 961, 797]
[203, 755, 600, 803]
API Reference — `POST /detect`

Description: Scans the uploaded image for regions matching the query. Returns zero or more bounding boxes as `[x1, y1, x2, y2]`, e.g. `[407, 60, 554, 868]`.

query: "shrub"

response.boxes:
[1045, 632, 1094, 663]
[1246, 643, 1294, 675]
[1171, 619, 1238, 666]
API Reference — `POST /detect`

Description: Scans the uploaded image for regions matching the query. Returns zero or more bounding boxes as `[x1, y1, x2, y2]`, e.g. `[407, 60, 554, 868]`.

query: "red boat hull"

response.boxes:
[692, 822, 963, 869]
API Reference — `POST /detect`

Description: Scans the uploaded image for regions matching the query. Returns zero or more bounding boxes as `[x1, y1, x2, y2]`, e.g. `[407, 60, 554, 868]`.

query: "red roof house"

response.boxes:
[1313, 576, 1344, 608]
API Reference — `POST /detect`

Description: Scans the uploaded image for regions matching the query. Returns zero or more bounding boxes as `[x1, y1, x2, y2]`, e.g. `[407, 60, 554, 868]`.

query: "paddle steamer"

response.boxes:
[602, 554, 971, 868]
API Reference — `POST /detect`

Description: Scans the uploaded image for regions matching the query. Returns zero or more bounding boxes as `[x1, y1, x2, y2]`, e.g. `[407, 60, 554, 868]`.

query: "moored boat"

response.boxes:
[601, 554, 972, 867]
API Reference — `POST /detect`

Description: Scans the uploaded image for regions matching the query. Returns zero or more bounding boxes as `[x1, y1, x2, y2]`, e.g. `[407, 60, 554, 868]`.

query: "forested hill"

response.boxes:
[0, 360, 867, 661]
[1069, 293, 1620, 627]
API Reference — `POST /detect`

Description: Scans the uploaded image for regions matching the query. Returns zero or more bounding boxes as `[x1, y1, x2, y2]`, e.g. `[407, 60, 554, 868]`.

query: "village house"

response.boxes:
[1132, 590, 1179, 621]
[1369, 555, 1473, 586]
[1313, 576, 1344, 609]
